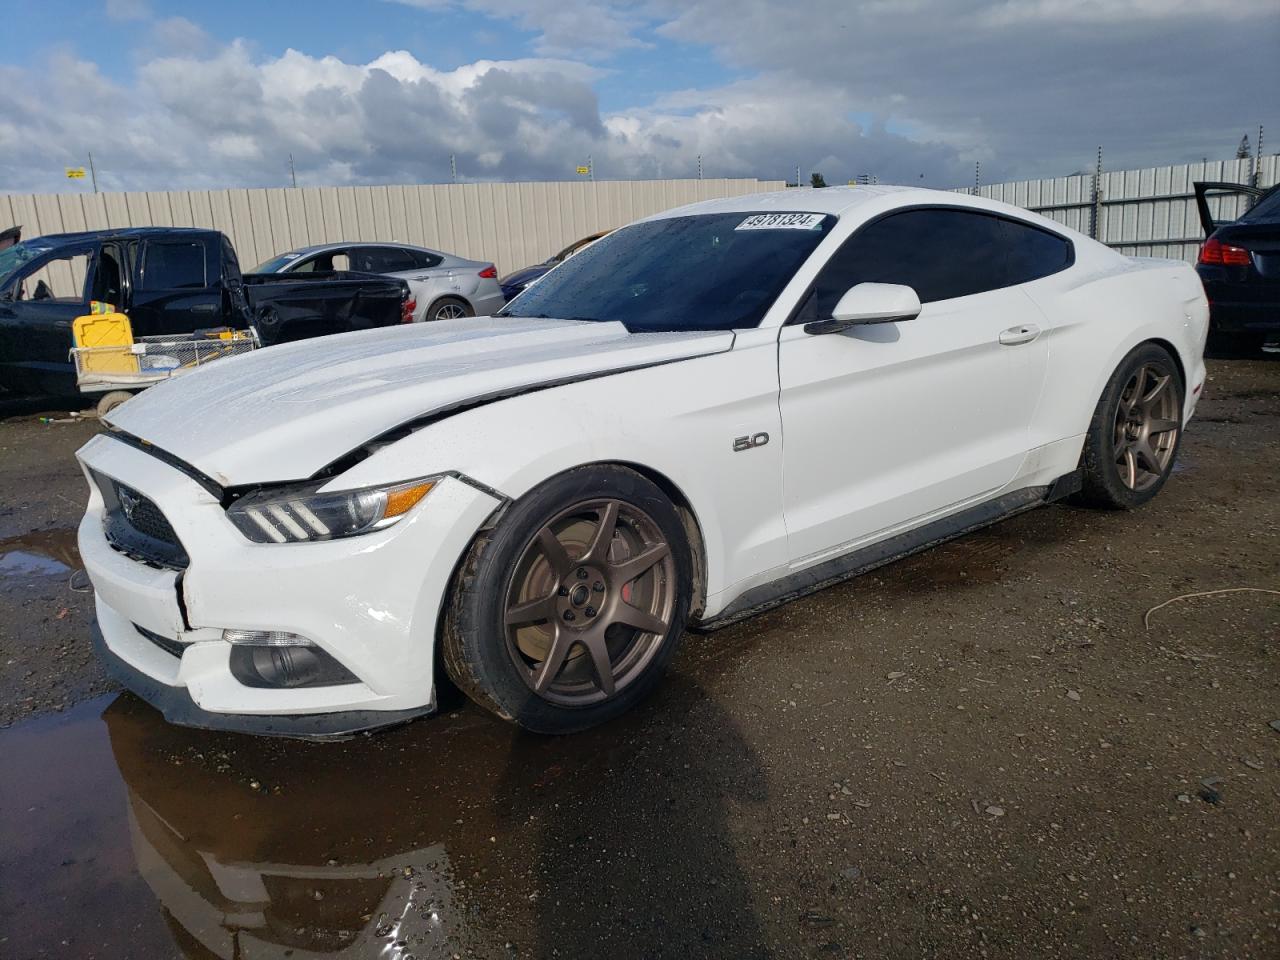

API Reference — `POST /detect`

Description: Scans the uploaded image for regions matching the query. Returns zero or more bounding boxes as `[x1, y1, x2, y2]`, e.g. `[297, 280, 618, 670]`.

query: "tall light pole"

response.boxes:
[288, 153, 297, 188]
[87, 151, 99, 194]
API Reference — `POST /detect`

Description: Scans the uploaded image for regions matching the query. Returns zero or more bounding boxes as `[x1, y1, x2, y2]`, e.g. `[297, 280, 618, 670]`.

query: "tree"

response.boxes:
[1236, 134, 1252, 160]
[810, 172, 827, 188]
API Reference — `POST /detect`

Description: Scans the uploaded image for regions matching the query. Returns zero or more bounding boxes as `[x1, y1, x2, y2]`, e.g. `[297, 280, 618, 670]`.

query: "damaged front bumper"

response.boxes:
[76, 432, 501, 738]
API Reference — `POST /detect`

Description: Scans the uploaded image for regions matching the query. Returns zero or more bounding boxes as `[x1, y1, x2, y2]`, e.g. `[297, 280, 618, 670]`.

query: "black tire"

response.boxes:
[1075, 342, 1184, 510]
[425, 297, 474, 322]
[442, 465, 691, 733]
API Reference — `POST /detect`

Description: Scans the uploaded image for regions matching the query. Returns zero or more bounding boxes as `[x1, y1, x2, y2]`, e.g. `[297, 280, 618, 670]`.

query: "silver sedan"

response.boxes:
[253, 242, 506, 322]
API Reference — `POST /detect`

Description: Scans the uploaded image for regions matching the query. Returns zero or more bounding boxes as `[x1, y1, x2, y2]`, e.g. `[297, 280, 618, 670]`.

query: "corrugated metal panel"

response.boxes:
[962, 156, 1277, 263]
[1, 179, 786, 273]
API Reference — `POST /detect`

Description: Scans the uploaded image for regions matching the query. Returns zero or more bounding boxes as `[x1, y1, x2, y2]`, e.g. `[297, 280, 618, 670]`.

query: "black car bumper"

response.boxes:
[1198, 274, 1280, 335]
[92, 623, 433, 739]
[1206, 298, 1280, 335]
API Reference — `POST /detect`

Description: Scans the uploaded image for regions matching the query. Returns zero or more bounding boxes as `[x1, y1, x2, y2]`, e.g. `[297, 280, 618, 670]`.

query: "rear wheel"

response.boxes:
[427, 297, 473, 322]
[1076, 343, 1184, 509]
[443, 466, 691, 733]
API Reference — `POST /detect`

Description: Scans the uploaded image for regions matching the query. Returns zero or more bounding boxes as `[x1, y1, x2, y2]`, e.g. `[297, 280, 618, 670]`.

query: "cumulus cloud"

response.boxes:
[4, 1, 1276, 193]
[0, 44, 974, 192]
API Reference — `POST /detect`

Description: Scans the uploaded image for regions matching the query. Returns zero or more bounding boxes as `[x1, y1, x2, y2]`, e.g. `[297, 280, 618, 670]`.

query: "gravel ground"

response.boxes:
[0, 358, 1277, 959]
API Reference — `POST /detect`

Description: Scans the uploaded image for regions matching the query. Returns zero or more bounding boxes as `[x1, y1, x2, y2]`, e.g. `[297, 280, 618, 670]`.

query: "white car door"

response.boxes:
[777, 207, 1051, 565]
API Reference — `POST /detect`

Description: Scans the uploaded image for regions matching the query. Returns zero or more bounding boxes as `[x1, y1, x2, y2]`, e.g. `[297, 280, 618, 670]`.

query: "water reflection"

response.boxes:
[0, 528, 80, 586]
[86, 671, 770, 959]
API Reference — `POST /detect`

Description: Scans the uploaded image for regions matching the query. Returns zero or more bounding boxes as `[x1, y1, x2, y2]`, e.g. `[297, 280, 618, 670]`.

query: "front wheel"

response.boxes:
[1075, 342, 1184, 509]
[442, 465, 691, 733]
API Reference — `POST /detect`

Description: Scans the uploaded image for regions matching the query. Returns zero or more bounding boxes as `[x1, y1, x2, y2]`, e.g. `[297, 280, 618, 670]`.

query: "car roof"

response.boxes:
[644, 184, 1087, 241]
[25, 227, 217, 248]
[284, 241, 454, 258]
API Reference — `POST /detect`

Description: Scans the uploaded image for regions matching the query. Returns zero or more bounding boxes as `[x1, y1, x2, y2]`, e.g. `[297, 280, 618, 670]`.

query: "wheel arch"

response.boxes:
[1146, 336, 1188, 391]
[609, 460, 710, 621]
[441, 459, 710, 631]
[425, 293, 473, 317]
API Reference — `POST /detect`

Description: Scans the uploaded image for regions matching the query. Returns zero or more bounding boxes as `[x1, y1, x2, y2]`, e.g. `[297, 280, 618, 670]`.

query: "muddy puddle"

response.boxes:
[0, 528, 81, 591]
[0, 676, 766, 959]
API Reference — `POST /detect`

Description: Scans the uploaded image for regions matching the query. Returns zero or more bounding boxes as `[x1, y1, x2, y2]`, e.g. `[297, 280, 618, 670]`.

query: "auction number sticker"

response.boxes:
[735, 213, 824, 230]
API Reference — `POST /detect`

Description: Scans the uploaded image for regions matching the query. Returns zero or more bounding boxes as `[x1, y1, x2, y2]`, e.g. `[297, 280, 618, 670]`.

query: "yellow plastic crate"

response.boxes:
[72, 311, 139, 375]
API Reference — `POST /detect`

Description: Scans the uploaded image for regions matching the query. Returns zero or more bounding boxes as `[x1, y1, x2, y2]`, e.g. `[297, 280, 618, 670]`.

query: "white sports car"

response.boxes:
[76, 186, 1209, 737]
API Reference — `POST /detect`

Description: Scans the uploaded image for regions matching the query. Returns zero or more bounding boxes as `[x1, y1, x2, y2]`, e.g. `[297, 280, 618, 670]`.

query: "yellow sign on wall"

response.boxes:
[575, 165, 590, 176]
[66, 167, 87, 179]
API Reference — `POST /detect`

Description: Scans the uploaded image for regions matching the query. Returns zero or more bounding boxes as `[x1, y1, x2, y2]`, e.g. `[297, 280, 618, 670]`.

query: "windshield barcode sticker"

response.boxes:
[735, 213, 824, 231]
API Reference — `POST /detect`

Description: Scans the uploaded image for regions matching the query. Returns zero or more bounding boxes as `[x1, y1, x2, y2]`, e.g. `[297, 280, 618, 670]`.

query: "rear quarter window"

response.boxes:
[1001, 219, 1073, 284]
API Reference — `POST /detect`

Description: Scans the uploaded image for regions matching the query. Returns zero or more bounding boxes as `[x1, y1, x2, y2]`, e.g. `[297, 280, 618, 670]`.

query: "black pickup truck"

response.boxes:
[0, 227, 412, 397]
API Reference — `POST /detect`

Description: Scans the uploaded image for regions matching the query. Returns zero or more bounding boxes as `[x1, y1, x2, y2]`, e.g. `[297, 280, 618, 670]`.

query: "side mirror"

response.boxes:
[804, 282, 921, 335]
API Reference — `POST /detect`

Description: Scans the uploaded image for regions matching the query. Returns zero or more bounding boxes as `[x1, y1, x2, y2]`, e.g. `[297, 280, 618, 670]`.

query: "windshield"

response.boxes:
[501, 212, 835, 332]
[0, 240, 56, 290]
[1240, 186, 1280, 224]
[252, 252, 303, 273]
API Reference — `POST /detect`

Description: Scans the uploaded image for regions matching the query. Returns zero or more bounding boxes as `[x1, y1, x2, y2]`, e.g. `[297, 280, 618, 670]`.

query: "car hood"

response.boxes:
[105, 317, 734, 486]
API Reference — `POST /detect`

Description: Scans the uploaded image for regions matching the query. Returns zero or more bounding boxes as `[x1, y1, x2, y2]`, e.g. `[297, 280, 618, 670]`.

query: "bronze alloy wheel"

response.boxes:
[1112, 361, 1180, 492]
[502, 498, 675, 707]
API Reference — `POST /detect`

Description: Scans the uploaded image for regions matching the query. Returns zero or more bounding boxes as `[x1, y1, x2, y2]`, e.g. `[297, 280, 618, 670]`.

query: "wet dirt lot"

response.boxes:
[1, 361, 1278, 960]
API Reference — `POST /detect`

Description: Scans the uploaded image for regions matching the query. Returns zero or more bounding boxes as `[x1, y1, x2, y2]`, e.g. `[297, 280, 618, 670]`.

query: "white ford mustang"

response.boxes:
[76, 186, 1209, 736]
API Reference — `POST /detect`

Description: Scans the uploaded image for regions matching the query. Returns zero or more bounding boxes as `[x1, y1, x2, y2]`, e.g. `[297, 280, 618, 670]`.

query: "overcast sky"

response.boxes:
[1, 0, 1276, 193]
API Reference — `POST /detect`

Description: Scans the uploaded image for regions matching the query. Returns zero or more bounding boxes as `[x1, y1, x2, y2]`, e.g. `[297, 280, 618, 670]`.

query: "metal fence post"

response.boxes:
[1254, 125, 1264, 188]
[1090, 146, 1103, 241]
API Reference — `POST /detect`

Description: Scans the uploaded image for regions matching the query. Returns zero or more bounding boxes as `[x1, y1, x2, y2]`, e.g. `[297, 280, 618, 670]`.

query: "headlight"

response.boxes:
[227, 477, 438, 544]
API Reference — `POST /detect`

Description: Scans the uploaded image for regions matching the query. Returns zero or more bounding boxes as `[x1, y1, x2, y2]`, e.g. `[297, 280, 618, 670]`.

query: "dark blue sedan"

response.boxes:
[499, 230, 611, 300]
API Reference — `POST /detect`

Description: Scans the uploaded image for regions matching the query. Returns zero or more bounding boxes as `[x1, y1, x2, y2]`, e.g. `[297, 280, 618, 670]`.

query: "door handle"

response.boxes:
[998, 324, 1041, 346]
[191, 303, 218, 314]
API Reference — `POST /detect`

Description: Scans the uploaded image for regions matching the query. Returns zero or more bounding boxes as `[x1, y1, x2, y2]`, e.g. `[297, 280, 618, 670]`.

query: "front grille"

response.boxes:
[134, 623, 187, 659]
[92, 471, 190, 570]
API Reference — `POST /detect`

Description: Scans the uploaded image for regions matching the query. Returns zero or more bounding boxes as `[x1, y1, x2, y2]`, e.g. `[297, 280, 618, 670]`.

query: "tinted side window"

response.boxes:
[1003, 219, 1072, 284]
[813, 209, 1010, 314]
[141, 241, 206, 290]
[409, 249, 443, 269]
[354, 247, 416, 273]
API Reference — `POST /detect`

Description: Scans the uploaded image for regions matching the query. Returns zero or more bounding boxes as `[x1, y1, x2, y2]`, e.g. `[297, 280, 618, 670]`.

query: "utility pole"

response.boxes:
[288, 153, 297, 188]
[697, 154, 702, 180]
[87, 151, 99, 194]
[450, 154, 457, 184]
[588, 154, 594, 181]
[973, 161, 980, 195]
[796, 164, 801, 188]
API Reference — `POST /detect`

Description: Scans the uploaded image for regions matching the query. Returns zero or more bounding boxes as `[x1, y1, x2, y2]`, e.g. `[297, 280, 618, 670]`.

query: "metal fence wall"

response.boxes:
[0, 178, 785, 276]
[966, 155, 1279, 263]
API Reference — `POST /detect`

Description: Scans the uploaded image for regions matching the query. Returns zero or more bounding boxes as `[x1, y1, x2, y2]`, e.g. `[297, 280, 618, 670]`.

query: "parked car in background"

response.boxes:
[0, 228, 411, 398]
[1194, 181, 1280, 353]
[78, 186, 1207, 739]
[255, 242, 504, 322]
[499, 230, 610, 300]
